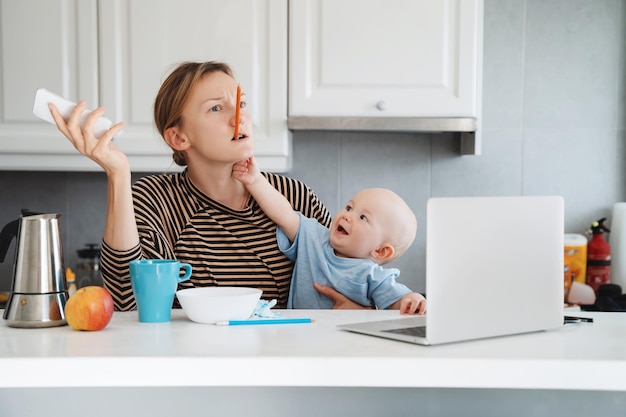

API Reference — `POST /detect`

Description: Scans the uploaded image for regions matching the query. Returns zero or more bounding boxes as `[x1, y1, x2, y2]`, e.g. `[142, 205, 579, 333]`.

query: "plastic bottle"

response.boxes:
[586, 218, 611, 293]
[564, 233, 587, 300]
[66, 267, 77, 296]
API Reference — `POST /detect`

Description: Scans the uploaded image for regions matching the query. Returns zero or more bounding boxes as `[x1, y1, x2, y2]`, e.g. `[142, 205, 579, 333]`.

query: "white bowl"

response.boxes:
[176, 287, 262, 324]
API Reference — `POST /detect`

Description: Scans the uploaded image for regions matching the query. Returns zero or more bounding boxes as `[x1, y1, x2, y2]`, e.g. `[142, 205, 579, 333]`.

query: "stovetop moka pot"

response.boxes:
[0, 210, 68, 328]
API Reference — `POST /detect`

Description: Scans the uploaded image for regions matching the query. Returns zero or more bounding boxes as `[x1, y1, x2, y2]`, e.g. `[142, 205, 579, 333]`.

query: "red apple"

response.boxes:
[65, 286, 114, 331]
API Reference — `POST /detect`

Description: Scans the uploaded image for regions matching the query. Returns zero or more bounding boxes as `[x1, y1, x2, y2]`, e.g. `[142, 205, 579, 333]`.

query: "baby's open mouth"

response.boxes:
[337, 225, 348, 235]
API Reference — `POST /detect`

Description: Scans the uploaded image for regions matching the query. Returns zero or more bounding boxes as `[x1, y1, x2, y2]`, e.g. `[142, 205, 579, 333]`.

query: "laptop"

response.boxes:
[338, 195, 565, 345]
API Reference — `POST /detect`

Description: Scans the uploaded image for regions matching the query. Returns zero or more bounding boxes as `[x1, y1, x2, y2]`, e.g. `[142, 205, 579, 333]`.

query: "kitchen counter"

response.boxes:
[0, 308, 625, 390]
[1, 309, 625, 417]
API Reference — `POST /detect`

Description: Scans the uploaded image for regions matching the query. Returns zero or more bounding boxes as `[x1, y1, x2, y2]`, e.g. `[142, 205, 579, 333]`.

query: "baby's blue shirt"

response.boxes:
[277, 213, 412, 309]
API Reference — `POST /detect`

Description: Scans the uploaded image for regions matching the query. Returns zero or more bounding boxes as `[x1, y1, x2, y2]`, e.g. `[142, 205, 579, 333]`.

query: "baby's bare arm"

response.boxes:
[232, 157, 300, 240]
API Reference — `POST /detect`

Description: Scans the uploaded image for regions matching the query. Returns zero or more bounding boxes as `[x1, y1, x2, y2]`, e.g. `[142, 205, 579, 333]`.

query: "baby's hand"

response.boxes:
[231, 157, 260, 185]
[399, 292, 427, 315]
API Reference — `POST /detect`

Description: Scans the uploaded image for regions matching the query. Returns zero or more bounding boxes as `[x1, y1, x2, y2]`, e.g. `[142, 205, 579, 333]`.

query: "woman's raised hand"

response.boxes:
[49, 102, 128, 175]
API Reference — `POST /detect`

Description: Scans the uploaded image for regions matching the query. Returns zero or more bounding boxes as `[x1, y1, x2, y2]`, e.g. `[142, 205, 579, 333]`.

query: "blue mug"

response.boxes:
[129, 259, 192, 323]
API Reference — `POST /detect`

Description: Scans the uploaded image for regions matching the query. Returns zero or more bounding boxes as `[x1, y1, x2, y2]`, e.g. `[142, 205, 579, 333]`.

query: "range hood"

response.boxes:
[287, 116, 480, 155]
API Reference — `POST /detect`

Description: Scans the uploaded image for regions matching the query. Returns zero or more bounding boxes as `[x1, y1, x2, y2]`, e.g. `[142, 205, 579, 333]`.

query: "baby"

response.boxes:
[233, 157, 426, 314]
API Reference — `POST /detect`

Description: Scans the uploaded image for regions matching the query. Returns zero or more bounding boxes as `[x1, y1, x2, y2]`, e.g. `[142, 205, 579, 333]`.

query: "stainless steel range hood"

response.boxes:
[287, 116, 480, 155]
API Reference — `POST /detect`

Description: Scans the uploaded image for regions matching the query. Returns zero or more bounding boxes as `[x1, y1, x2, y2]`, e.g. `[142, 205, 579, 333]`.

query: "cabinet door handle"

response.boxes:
[376, 100, 387, 111]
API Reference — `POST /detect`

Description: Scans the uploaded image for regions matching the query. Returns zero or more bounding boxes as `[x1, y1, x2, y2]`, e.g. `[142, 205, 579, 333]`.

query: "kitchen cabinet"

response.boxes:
[0, 0, 289, 172]
[288, 0, 483, 154]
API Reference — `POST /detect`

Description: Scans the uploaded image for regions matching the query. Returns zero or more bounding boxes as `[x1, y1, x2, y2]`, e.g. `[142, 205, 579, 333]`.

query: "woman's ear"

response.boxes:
[164, 126, 190, 151]
[371, 244, 395, 263]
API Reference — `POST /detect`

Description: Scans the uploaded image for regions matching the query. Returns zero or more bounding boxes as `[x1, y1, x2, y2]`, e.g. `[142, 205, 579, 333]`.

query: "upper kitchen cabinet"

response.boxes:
[0, 0, 101, 171]
[0, 0, 290, 172]
[98, 0, 289, 172]
[288, 0, 483, 154]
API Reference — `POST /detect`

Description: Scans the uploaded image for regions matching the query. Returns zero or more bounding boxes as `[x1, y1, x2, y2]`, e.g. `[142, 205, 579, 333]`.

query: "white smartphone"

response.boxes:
[33, 88, 120, 138]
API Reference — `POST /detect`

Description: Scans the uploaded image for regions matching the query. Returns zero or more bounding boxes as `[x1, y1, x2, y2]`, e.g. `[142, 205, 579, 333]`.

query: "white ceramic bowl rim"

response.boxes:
[176, 287, 262, 298]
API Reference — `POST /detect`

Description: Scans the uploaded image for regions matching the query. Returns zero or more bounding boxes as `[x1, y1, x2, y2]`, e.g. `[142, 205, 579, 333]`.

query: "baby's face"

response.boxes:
[329, 189, 390, 259]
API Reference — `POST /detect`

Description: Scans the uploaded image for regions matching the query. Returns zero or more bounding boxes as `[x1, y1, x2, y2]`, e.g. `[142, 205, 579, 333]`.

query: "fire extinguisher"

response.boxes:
[586, 217, 611, 293]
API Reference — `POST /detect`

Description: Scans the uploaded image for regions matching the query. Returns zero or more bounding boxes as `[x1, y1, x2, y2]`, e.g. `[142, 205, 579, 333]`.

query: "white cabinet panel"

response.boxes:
[99, 0, 290, 172]
[289, 0, 482, 117]
[0, 0, 102, 170]
[0, 0, 290, 172]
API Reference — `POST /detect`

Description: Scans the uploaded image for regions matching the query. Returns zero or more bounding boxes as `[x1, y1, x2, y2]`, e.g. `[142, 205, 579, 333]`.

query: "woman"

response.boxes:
[50, 61, 360, 310]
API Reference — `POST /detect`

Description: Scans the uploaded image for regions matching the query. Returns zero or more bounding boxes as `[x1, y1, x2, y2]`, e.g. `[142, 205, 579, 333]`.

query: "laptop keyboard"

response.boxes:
[382, 326, 427, 338]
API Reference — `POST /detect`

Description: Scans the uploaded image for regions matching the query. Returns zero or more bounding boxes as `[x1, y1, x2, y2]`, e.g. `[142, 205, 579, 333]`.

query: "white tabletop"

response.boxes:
[0, 308, 623, 391]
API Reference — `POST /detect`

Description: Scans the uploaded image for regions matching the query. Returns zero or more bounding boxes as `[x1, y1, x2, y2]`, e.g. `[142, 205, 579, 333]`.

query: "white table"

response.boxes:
[0, 309, 625, 416]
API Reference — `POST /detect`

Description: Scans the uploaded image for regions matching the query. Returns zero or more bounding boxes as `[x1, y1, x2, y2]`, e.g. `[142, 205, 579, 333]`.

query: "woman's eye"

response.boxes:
[209, 105, 221, 112]
[239, 100, 247, 109]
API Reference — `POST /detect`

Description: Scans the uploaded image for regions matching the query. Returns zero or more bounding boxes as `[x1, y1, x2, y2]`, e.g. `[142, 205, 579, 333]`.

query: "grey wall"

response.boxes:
[1, 0, 625, 295]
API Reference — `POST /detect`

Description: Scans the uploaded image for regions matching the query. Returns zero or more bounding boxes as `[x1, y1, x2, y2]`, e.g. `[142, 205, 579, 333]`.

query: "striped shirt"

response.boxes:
[100, 170, 331, 311]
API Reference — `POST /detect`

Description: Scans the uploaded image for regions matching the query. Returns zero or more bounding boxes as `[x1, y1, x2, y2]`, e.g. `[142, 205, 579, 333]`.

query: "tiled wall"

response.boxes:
[1, 0, 625, 294]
